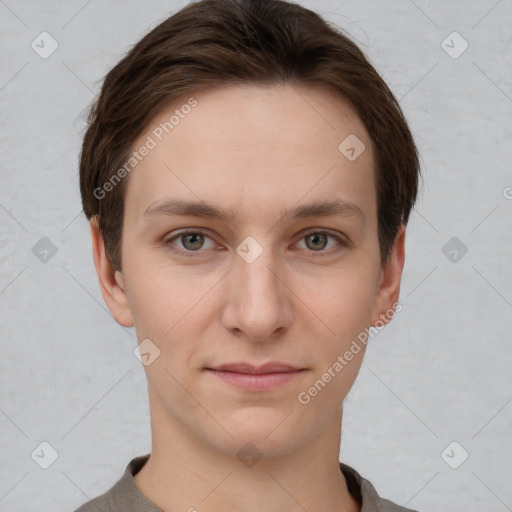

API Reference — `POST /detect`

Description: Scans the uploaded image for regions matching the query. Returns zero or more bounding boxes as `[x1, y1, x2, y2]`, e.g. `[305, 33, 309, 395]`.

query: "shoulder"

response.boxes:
[72, 482, 124, 512]
[74, 496, 109, 512]
[340, 461, 419, 512]
[372, 496, 419, 512]
[72, 454, 153, 512]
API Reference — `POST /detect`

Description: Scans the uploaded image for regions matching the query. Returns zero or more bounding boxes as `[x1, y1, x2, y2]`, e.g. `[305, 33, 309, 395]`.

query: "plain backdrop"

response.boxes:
[1, 0, 511, 510]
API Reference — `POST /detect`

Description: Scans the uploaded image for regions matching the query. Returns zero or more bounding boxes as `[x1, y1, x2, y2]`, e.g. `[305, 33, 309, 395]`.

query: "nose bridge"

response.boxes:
[236, 233, 281, 301]
[224, 233, 291, 339]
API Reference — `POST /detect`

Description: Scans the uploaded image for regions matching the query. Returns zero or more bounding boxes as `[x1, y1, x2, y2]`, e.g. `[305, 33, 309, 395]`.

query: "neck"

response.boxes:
[134, 388, 359, 512]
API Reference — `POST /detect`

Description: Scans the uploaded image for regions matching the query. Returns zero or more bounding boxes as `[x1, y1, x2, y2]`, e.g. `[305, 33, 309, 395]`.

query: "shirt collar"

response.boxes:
[115, 453, 394, 511]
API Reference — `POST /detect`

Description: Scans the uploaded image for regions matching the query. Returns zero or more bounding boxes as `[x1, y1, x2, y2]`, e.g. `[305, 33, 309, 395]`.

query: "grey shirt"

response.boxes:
[74, 454, 418, 512]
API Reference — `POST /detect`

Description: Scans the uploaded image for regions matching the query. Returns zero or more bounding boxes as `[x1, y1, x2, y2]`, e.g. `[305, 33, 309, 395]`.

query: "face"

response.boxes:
[92, 83, 405, 459]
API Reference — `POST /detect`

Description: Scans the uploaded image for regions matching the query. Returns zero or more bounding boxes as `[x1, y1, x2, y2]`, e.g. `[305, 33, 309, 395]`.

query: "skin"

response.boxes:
[90, 83, 406, 512]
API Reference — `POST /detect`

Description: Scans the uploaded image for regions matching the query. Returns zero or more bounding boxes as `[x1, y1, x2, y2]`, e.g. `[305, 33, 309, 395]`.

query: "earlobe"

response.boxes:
[370, 224, 406, 327]
[90, 217, 135, 328]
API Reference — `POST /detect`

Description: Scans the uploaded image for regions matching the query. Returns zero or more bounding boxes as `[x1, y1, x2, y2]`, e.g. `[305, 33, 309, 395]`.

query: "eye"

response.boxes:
[162, 228, 349, 258]
[295, 230, 348, 255]
[163, 229, 217, 257]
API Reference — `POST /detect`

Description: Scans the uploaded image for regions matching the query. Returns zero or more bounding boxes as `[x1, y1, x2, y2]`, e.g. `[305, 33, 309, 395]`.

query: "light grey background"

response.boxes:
[1, 0, 511, 510]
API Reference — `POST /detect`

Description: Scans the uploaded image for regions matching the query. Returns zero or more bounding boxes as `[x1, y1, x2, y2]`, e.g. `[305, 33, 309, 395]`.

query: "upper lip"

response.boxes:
[208, 362, 303, 374]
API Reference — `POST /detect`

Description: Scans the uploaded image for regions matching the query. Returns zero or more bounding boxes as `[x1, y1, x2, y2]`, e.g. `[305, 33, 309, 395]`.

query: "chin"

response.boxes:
[204, 408, 310, 460]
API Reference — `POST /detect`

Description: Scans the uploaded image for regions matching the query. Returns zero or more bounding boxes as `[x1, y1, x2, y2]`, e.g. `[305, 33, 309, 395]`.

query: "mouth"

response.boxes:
[205, 362, 307, 392]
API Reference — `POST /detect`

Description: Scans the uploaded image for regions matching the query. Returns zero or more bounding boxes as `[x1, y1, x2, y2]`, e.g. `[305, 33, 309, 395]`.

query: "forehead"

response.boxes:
[123, 83, 376, 228]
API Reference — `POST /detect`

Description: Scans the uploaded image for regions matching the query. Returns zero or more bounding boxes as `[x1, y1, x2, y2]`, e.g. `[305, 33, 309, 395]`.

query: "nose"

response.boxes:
[221, 242, 294, 342]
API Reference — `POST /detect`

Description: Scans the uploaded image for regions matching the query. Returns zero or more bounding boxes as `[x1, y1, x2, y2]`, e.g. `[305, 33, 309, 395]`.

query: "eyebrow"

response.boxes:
[143, 198, 365, 224]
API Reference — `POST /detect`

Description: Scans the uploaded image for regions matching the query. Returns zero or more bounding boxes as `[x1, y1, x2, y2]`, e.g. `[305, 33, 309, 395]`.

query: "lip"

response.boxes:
[205, 362, 306, 392]
[209, 362, 301, 374]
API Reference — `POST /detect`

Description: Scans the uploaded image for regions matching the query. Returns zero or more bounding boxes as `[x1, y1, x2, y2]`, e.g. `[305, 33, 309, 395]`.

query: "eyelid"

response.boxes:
[162, 227, 349, 257]
[162, 228, 219, 257]
[296, 228, 350, 252]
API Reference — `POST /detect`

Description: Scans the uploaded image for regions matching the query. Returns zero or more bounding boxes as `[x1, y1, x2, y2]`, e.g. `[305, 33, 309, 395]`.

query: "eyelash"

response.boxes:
[162, 229, 349, 258]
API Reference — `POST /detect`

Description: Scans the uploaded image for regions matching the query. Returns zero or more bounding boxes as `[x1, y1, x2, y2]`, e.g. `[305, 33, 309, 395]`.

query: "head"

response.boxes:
[80, 0, 420, 459]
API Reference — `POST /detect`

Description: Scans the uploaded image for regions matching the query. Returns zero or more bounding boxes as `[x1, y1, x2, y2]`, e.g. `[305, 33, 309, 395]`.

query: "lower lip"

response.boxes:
[206, 369, 305, 391]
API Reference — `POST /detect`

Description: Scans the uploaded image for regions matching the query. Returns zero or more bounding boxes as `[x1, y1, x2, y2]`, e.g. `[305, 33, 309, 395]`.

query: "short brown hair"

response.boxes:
[80, 0, 421, 271]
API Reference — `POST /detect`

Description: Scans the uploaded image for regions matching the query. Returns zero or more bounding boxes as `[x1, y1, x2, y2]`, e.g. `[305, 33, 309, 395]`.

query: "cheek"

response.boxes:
[300, 263, 378, 341]
[297, 276, 370, 411]
[295, 263, 377, 405]
[125, 263, 219, 357]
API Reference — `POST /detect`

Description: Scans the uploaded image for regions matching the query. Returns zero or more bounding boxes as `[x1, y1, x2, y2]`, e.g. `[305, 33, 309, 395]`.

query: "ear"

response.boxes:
[90, 217, 134, 327]
[370, 223, 406, 327]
